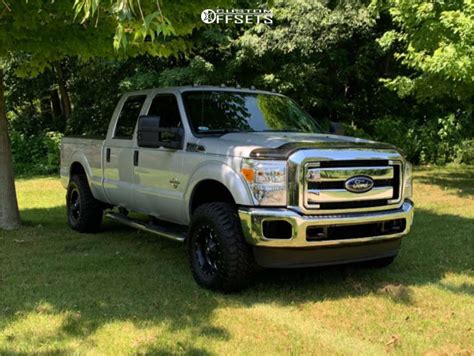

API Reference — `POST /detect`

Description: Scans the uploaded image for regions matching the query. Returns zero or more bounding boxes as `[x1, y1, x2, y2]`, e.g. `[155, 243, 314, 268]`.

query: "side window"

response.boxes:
[148, 94, 182, 128]
[114, 95, 146, 139]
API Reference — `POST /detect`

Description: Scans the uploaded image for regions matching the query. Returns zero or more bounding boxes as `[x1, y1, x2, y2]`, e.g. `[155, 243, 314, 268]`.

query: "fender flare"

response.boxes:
[184, 161, 254, 221]
[67, 151, 106, 202]
[69, 151, 93, 182]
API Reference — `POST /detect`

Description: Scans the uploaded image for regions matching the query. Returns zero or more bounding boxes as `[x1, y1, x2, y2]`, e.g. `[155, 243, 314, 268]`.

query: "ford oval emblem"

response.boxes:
[344, 176, 374, 193]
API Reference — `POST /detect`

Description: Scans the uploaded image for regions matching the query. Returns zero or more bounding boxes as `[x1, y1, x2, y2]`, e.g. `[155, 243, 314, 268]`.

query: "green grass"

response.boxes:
[1, 166, 473, 355]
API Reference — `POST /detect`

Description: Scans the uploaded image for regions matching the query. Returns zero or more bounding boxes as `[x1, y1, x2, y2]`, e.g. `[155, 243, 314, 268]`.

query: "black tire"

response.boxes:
[364, 255, 397, 268]
[66, 174, 103, 233]
[187, 202, 255, 292]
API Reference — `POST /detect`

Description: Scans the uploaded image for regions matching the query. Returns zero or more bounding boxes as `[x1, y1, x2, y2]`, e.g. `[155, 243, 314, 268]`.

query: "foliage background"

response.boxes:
[4, 0, 474, 175]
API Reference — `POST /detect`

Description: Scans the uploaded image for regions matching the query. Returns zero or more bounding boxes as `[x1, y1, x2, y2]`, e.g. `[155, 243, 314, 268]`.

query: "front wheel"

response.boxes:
[66, 174, 103, 233]
[187, 202, 255, 292]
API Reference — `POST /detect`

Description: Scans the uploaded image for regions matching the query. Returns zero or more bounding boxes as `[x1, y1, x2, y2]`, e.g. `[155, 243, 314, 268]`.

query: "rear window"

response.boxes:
[114, 95, 146, 139]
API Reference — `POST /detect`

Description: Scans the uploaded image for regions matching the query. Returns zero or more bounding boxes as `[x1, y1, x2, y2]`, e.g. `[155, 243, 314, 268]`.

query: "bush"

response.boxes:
[43, 131, 63, 168]
[10, 130, 63, 176]
[343, 122, 371, 139]
[454, 139, 474, 164]
[371, 117, 421, 162]
[342, 112, 473, 165]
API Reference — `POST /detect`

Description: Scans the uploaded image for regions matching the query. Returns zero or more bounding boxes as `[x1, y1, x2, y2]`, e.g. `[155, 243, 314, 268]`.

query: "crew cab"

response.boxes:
[60, 86, 414, 291]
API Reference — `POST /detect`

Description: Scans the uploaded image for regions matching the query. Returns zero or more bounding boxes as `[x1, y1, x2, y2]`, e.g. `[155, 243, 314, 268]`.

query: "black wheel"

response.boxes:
[187, 202, 255, 292]
[66, 174, 103, 233]
[364, 255, 397, 268]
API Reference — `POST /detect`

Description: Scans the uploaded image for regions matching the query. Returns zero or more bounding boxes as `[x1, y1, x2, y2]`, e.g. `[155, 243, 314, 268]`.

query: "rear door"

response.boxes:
[103, 94, 147, 207]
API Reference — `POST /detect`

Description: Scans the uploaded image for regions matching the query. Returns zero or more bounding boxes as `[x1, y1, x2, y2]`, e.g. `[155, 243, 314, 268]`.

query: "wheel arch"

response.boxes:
[185, 162, 254, 222]
[190, 179, 235, 214]
[66, 151, 106, 203]
[70, 161, 87, 179]
[68, 150, 94, 182]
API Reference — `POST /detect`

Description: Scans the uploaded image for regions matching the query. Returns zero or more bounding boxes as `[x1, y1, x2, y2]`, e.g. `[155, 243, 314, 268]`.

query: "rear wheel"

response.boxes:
[67, 174, 103, 233]
[187, 202, 255, 292]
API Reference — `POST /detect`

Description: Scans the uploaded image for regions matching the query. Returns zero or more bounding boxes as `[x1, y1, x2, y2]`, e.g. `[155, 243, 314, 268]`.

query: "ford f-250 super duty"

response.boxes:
[61, 85, 414, 291]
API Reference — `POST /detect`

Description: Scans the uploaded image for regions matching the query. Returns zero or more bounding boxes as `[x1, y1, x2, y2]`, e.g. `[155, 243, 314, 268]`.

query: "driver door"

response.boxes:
[133, 93, 187, 223]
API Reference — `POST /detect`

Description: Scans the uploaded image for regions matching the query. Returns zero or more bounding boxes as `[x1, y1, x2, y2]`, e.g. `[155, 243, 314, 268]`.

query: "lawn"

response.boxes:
[0, 166, 473, 355]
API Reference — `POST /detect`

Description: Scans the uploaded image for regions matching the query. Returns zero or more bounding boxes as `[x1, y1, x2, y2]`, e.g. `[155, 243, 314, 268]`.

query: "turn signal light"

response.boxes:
[241, 168, 254, 182]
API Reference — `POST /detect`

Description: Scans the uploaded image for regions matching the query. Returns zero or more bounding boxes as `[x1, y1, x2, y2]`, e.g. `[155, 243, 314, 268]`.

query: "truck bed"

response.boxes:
[60, 136, 105, 200]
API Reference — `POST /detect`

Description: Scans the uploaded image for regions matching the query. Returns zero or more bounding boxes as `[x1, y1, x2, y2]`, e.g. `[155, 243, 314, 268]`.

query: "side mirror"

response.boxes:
[158, 127, 184, 149]
[329, 121, 345, 136]
[137, 115, 183, 149]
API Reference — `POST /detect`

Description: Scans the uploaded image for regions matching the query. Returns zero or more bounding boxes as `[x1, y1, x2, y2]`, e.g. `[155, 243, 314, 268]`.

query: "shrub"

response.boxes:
[43, 131, 63, 168]
[10, 130, 63, 176]
[343, 112, 473, 165]
[343, 122, 371, 140]
[454, 139, 474, 165]
[371, 117, 422, 162]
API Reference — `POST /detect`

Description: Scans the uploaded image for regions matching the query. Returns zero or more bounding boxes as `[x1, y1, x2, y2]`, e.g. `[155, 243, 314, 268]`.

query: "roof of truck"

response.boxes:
[176, 85, 278, 94]
[123, 85, 283, 97]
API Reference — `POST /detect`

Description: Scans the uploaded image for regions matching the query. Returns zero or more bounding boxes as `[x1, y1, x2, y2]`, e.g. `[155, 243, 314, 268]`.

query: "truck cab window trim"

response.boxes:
[113, 94, 147, 140]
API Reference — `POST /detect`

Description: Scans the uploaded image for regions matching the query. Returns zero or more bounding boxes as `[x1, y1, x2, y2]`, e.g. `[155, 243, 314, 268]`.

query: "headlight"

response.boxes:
[403, 162, 413, 199]
[241, 159, 287, 206]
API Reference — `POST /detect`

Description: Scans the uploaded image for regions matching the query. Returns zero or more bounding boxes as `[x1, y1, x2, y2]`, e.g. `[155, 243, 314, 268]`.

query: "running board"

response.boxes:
[106, 212, 186, 243]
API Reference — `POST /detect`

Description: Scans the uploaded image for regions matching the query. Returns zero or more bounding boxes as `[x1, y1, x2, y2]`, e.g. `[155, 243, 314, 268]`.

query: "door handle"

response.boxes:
[106, 148, 111, 162]
[133, 150, 139, 166]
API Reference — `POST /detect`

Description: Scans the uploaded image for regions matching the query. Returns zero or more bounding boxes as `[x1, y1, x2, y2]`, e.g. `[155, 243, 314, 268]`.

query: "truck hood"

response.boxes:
[196, 132, 400, 158]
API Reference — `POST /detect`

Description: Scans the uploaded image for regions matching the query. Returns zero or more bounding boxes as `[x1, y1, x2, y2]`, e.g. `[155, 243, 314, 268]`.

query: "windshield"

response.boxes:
[182, 91, 322, 135]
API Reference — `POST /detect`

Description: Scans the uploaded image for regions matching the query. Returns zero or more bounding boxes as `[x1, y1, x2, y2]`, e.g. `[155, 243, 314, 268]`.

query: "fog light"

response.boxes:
[262, 220, 292, 240]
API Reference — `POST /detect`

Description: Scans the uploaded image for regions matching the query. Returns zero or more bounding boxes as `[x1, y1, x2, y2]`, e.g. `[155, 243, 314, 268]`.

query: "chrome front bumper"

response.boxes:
[239, 200, 414, 248]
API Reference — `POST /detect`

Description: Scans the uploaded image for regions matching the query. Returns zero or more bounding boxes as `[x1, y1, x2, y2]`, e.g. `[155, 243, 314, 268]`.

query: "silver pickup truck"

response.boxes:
[61, 85, 414, 291]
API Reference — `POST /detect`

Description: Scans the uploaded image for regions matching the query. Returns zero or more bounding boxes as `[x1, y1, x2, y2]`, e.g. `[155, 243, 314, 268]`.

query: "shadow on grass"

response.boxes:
[238, 207, 472, 306]
[0, 203, 472, 353]
[415, 166, 474, 197]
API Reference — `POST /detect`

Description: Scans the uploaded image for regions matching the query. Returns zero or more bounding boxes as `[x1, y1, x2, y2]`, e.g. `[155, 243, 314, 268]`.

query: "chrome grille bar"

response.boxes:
[307, 186, 394, 203]
[306, 166, 393, 182]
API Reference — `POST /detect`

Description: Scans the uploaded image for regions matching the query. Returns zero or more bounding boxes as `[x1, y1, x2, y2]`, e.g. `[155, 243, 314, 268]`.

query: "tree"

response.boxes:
[0, 63, 20, 229]
[225, 0, 388, 127]
[375, 0, 474, 102]
[0, 1, 115, 229]
[0, 0, 235, 229]
[53, 61, 72, 119]
[371, 0, 474, 164]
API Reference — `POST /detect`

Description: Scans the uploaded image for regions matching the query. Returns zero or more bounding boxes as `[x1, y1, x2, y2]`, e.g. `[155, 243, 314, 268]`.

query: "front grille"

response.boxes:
[308, 179, 394, 190]
[319, 160, 389, 167]
[304, 160, 402, 211]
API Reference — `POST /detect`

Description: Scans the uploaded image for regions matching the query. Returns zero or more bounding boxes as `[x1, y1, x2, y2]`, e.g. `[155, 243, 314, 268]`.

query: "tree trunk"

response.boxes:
[54, 61, 71, 119]
[0, 67, 21, 229]
[50, 89, 62, 119]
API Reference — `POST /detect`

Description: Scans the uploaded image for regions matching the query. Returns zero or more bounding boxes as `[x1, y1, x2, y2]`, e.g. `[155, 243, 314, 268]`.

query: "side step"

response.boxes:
[106, 212, 186, 242]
